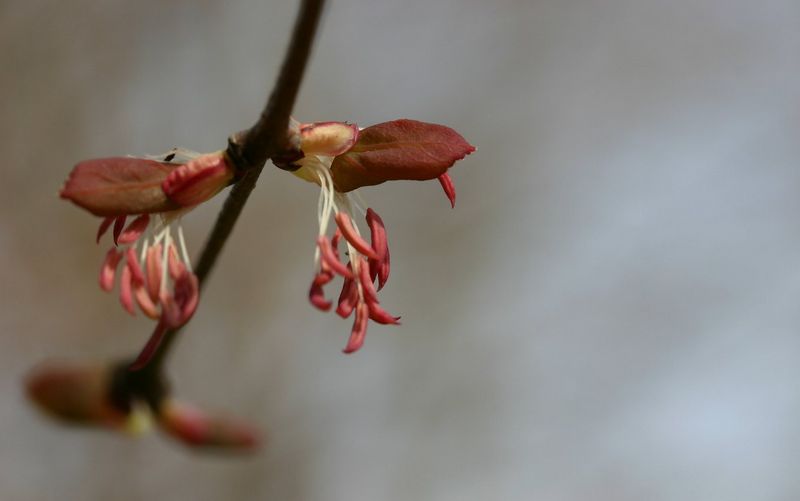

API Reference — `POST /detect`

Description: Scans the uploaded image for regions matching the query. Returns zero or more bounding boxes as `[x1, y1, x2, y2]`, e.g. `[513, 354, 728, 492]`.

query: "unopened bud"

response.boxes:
[25, 362, 149, 433]
[158, 400, 261, 451]
[162, 152, 235, 207]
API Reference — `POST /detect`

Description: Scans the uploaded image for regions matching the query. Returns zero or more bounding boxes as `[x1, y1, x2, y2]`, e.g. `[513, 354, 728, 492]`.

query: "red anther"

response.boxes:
[438, 173, 456, 208]
[112, 215, 127, 246]
[309, 281, 332, 311]
[125, 248, 145, 284]
[312, 270, 334, 288]
[156, 270, 199, 329]
[96, 217, 114, 244]
[173, 271, 199, 323]
[367, 302, 401, 325]
[119, 265, 135, 315]
[336, 277, 358, 318]
[117, 214, 150, 245]
[357, 258, 379, 305]
[343, 303, 369, 354]
[366, 208, 390, 289]
[317, 236, 355, 279]
[331, 228, 342, 253]
[334, 212, 379, 260]
[145, 244, 163, 303]
[99, 248, 122, 292]
[134, 285, 160, 319]
[167, 245, 186, 280]
[377, 249, 390, 291]
[159, 292, 182, 328]
[365, 208, 388, 262]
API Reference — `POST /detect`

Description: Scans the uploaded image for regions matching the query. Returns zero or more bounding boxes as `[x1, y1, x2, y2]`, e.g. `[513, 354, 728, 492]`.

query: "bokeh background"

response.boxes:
[3, 0, 800, 499]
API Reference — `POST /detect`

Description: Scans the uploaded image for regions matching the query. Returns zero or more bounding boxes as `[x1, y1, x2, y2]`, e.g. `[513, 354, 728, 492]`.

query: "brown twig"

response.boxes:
[136, 0, 326, 376]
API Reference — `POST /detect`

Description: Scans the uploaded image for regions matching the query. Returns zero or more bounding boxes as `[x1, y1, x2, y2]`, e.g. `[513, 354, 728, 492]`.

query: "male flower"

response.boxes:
[285, 119, 474, 352]
[60, 149, 235, 368]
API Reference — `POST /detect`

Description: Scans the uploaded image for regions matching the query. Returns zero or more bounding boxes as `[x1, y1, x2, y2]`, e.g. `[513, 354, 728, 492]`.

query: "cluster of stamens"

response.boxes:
[97, 213, 199, 331]
[304, 158, 399, 353]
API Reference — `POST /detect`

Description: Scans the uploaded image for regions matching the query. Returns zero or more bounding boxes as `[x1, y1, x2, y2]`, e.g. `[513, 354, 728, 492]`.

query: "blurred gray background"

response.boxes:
[2, 0, 800, 500]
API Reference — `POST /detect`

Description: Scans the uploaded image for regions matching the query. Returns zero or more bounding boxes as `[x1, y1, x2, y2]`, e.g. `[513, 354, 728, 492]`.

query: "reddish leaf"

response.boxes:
[60, 157, 180, 217]
[330, 119, 475, 192]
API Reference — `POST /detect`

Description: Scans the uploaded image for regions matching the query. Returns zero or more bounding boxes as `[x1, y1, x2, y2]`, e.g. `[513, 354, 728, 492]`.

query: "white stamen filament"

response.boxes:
[299, 153, 370, 304]
[177, 225, 192, 273]
[130, 218, 193, 287]
[161, 231, 171, 294]
[140, 237, 150, 263]
[153, 226, 167, 246]
[350, 190, 369, 218]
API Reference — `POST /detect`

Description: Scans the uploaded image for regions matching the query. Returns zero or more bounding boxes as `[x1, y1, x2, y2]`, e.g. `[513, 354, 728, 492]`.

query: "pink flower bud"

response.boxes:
[25, 362, 129, 430]
[279, 117, 473, 353]
[158, 400, 261, 450]
[162, 152, 235, 207]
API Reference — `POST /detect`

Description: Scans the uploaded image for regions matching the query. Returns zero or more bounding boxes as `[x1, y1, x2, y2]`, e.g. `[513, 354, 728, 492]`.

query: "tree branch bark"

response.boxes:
[137, 0, 325, 375]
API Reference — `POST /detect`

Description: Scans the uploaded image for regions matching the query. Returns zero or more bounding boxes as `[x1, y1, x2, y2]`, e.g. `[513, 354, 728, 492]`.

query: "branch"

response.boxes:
[136, 0, 326, 375]
[229, 0, 325, 171]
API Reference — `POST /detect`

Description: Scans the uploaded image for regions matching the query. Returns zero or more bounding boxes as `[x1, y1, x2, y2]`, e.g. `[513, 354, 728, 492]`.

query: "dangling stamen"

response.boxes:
[134, 286, 160, 319]
[336, 276, 358, 318]
[160, 231, 171, 295]
[119, 265, 135, 315]
[335, 212, 379, 260]
[366, 208, 391, 290]
[343, 303, 369, 354]
[176, 225, 192, 272]
[368, 302, 401, 325]
[167, 245, 185, 280]
[99, 248, 123, 292]
[145, 245, 163, 303]
[126, 248, 145, 284]
[317, 236, 355, 279]
[153, 225, 168, 246]
[118, 214, 150, 245]
[309, 282, 332, 311]
[313, 162, 336, 236]
[350, 190, 369, 218]
[356, 257, 379, 305]
[140, 237, 150, 263]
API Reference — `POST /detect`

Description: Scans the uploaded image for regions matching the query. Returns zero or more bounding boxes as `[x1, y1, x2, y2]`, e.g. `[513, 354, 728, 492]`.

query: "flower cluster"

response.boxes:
[60, 149, 235, 369]
[285, 119, 474, 352]
[40, 117, 472, 450]
[25, 361, 259, 450]
[58, 119, 473, 358]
